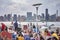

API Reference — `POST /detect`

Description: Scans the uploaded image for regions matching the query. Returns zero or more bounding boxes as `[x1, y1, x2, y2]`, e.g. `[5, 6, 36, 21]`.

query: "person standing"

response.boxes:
[1, 23, 6, 31]
[14, 21, 18, 31]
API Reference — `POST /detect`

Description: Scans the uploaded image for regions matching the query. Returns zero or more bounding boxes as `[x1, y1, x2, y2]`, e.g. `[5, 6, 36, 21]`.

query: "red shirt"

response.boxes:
[1, 23, 6, 30]
[1, 31, 12, 39]
[1, 31, 6, 37]
[47, 32, 51, 36]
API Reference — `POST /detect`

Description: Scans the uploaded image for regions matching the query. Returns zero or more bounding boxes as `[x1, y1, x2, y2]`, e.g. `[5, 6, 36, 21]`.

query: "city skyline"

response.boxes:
[0, 0, 60, 16]
[0, 10, 60, 22]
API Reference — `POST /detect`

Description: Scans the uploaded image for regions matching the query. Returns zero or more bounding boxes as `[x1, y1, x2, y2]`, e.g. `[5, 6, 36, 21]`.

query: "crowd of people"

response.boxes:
[0, 21, 60, 40]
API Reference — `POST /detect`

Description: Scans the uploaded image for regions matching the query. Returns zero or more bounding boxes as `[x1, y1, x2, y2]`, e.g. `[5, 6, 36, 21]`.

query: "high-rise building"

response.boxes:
[37, 15, 40, 20]
[18, 15, 20, 21]
[34, 14, 36, 20]
[57, 16, 60, 21]
[4, 14, 7, 21]
[42, 13, 44, 18]
[0, 16, 4, 21]
[42, 13, 45, 21]
[7, 14, 11, 21]
[13, 14, 17, 21]
[20, 15, 26, 21]
[45, 8, 49, 21]
[27, 12, 32, 21]
[50, 14, 56, 21]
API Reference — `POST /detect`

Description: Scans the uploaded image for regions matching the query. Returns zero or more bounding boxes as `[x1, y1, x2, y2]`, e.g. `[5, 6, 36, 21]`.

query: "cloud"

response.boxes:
[0, 0, 13, 15]
[12, 0, 29, 5]
[0, 0, 60, 16]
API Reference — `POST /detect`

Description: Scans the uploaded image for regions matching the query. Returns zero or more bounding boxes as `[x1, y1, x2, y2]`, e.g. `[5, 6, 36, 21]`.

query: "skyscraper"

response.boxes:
[34, 14, 36, 20]
[18, 15, 20, 21]
[42, 13, 44, 18]
[7, 14, 11, 21]
[42, 13, 45, 21]
[50, 14, 56, 21]
[13, 14, 17, 21]
[0, 16, 4, 21]
[45, 8, 49, 21]
[27, 12, 32, 21]
[20, 15, 26, 21]
[4, 14, 7, 21]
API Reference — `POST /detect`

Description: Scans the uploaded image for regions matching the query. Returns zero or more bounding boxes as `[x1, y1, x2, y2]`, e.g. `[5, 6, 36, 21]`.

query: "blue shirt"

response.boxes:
[12, 33, 16, 38]
[24, 35, 31, 40]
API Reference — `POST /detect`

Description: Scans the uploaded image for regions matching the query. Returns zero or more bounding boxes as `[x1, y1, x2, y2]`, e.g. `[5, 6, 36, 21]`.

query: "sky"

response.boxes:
[0, 0, 60, 16]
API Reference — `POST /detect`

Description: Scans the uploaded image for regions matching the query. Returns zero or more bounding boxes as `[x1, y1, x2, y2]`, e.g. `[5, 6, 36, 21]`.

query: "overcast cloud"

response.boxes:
[0, 0, 60, 16]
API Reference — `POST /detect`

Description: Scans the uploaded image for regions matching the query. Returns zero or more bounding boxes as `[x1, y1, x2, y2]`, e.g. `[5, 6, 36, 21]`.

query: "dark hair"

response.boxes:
[33, 25, 36, 28]
[56, 29, 59, 34]
[18, 33, 23, 37]
[45, 29, 48, 33]
[40, 35, 44, 40]
[51, 31, 54, 34]
[5, 26, 7, 31]
[52, 37, 58, 40]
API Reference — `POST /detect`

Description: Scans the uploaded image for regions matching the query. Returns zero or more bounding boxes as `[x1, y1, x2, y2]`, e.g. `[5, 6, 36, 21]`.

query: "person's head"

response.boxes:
[51, 31, 54, 34]
[3, 26, 7, 31]
[45, 29, 48, 33]
[33, 25, 35, 28]
[56, 28, 59, 34]
[4, 26, 7, 31]
[18, 33, 23, 37]
[1, 23, 5, 25]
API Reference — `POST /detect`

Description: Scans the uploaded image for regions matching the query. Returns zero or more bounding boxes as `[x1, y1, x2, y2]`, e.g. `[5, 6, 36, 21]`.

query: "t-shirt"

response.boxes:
[12, 33, 16, 38]
[1, 31, 12, 39]
[17, 36, 24, 40]
[24, 35, 31, 40]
